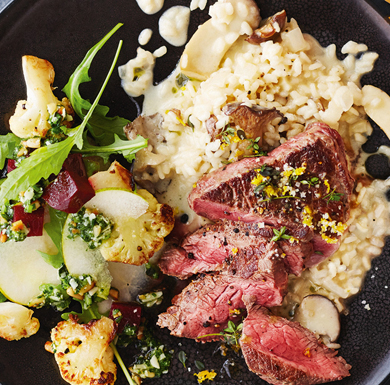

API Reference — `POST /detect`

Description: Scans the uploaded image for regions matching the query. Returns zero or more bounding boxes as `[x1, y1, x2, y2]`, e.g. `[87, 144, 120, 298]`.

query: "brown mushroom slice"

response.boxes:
[205, 115, 221, 141]
[124, 113, 167, 191]
[246, 10, 287, 45]
[223, 103, 283, 144]
[124, 113, 165, 147]
[294, 295, 341, 342]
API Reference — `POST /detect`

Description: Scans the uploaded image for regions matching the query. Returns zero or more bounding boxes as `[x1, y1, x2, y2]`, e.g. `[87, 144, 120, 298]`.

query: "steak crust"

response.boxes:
[188, 123, 354, 259]
[240, 295, 351, 385]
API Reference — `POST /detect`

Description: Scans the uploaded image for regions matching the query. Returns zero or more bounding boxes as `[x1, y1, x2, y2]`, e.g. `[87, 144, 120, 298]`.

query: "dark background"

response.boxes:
[0, 1, 390, 385]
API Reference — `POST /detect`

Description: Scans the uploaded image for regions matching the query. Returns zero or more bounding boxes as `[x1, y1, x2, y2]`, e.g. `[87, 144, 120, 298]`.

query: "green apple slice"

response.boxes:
[0, 231, 60, 305]
[62, 216, 112, 297]
[85, 188, 149, 220]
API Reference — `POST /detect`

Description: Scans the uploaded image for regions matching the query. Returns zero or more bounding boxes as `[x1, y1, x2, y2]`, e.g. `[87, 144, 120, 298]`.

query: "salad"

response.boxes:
[0, 24, 176, 385]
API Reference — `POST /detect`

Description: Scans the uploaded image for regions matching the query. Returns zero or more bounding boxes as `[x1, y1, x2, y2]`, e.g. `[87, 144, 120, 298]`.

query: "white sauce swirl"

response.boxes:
[118, 48, 155, 97]
[138, 28, 153, 46]
[158, 6, 191, 47]
[135, 0, 164, 15]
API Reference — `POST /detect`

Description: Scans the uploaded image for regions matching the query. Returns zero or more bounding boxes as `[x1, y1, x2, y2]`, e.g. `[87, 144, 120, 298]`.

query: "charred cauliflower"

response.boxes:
[49, 315, 117, 385]
[9, 55, 73, 139]
[99, 189, 174, 265]
[0, 302, 40, 341]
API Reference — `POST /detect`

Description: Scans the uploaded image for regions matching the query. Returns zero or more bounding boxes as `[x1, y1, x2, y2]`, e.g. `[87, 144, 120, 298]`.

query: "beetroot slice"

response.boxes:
[42, 170, 95, 213]
[62, 153, 87, 178]
[13, 205, 44, 237]
[7, 159, 17, 173]
[109, 302, 142, 334]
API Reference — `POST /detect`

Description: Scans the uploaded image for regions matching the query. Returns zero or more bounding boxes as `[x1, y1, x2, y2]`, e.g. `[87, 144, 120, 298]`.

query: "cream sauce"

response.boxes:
[158, 6, 191, 47]
[138, 28, 153, 46]
[135, 0, 164, 15]
[118, 48, 155, 98]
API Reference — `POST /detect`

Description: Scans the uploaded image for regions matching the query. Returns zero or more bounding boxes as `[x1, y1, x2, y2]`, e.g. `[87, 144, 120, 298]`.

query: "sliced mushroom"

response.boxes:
[246, 10, 287, 45]
[180, 0, 261, 80]
[362, 85, 390, 139]
[124, 113, 167, 192]
[223, 103, 283, 144]
[124, 113, 165, 147]
[205, 115, 221, 141]
[294, 295, 340, 342]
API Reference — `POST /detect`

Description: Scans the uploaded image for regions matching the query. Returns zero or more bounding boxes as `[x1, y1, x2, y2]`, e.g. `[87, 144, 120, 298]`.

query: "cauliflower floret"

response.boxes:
[100, 189, 174, 265]
[0, 302, 40, 341]
[49, 315, 117, 385]
[9, 55, 72, 138]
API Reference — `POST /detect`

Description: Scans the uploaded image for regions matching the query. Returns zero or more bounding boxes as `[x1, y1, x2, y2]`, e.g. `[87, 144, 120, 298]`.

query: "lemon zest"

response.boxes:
[194, 370, 217, 383]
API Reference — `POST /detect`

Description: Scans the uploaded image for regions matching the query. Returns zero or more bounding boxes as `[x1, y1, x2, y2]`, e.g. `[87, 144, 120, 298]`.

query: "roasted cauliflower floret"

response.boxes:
[48, 315, 117, 385]
[100, 189, 174, 265]
[9, 55, 73, 138]
[0, 302, 40, 341]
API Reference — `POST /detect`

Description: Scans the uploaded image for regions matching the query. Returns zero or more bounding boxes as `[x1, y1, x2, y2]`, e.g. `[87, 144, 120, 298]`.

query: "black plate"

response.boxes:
[0, 1, 390, 384]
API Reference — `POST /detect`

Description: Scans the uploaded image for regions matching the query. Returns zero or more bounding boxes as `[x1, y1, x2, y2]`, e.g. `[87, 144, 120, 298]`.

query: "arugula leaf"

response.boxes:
[75, 134, 147, 163]
[61, 301, 102, 324]
[0, 35, 123, 203]
[178, 351, 187, 368]
[0, 133, 21, 169]
[0, 137, 75, 203]
[63, 23, 129, 146]
[38, 207, 67, 268]
[0, 292, 7, 303]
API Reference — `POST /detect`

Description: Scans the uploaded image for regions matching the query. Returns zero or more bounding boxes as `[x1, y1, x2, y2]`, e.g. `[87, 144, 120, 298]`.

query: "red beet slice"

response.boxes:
[62, 153, 87, 178]
[109, 302, 142, 333]
[7, 159, 17, 173]
[13, 205, 44, 237]
[42, 170, 95, 213]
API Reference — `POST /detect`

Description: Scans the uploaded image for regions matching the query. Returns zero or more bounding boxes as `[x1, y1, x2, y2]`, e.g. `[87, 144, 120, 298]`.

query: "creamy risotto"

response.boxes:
[121, 3, 390, 317]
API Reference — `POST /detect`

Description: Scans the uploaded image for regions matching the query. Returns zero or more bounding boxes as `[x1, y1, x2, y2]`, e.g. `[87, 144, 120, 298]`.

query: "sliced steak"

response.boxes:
[159, 220, 313, 279]
[158, 243, 288, 341]
[188, 122, 354, 259]
[240, 295, 351, 385]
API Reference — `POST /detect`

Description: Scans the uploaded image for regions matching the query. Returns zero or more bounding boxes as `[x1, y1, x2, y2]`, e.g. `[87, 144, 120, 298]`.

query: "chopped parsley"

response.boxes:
[0, 202, 28, 243]
[68, 207, 113, 249]
[197, 320, 243, 352]
[130, 325, 173, 380]
[301, 176, 319, 186]
[32, 283, 71, 311]
[116, 323, 138, 347]
[19, 182, 44, 213]
[138, 290, 163, 307]
[31, 264, 103, 312]
[271, 226, 291, 242]
[323, 189, 344, 203]
[144, 262, 160, 280]
[176, 73, 190, 88]
[246, 136, 267, 157]
[217, 124, 236, 145]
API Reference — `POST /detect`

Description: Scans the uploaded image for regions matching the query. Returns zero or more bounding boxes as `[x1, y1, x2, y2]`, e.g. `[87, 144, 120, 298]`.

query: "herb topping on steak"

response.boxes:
[188, 122, 354, 257]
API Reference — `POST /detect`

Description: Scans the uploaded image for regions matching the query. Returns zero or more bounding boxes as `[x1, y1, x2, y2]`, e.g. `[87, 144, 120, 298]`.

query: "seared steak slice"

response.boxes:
[158, 243, 288, 341]
[240, 295, 351, 385]
[159, 220, 313, 279]
[189, 122, 354, 258]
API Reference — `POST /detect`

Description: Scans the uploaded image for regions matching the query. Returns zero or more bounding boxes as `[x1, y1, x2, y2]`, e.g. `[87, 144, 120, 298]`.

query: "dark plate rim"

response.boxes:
[0, 0, 390, 384]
